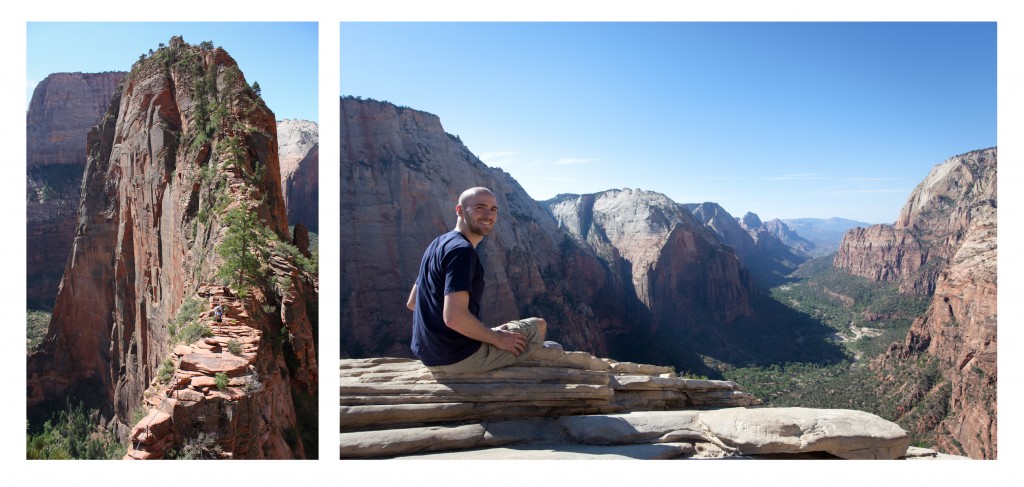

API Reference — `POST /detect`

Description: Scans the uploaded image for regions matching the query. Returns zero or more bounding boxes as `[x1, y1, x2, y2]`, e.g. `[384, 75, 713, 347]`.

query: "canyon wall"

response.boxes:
[278, 119, 319, 233]
[546, 191, 753, 331]
[26, 72, 127, 308]
[836, 148, 997, 458]
[26, 38, 317, 458]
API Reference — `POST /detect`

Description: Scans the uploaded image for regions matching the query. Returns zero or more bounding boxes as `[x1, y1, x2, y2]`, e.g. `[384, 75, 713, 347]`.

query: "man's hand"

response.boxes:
[491, 327, 528, 356]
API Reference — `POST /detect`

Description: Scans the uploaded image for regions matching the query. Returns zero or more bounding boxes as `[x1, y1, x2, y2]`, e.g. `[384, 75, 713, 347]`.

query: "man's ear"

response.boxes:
[455, 204, 464, 218]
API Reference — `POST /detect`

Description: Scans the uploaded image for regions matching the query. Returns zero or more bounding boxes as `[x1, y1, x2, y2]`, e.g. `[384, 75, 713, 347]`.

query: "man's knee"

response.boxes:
[529, 317, 547, 341]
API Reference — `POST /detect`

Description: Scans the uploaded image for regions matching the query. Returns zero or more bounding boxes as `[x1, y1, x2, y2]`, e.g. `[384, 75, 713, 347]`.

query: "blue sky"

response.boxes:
[27, 22, 318, 122]
[340, 22, 996, 223]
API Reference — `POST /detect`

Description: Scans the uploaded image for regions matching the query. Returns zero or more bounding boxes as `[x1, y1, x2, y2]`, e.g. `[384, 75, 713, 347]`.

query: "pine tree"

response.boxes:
[217, 207, 271, 297]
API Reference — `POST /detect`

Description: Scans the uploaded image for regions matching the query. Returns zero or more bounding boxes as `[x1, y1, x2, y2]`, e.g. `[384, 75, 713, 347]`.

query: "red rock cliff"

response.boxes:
[837, 148, 997, 458]
[26, 72, 127, 308]
[26, 37, 317, 459]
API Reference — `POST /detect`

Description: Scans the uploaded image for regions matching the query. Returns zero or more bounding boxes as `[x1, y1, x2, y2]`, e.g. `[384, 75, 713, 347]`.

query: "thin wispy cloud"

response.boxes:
[479, 151, 520, 163]
[846, 177, 903, 182]
[766, 173, 832, 181]
[809, 188, 911, 196]
[525, 175, 584, 182]
[554, 158, 598, 166]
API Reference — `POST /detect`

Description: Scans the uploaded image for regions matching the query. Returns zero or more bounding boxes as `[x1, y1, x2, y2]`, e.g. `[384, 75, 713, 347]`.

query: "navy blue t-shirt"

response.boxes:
[410, 230, 485, 365]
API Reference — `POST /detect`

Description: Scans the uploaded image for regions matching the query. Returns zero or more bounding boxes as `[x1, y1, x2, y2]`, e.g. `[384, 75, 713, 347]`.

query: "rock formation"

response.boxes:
[836, 148, 997, 458]
[684, 203, 808, 287]
[26, 72, 127, 309]
[341, 97, 632, 359]
[26, 37, 318, 459]
[546, 191, 753, 329]
[277, 119, 318, 233]
[341, 348, 914, 460]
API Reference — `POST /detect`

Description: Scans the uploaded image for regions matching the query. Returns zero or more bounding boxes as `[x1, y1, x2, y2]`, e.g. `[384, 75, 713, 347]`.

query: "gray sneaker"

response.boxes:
[542, 341, 563, 350]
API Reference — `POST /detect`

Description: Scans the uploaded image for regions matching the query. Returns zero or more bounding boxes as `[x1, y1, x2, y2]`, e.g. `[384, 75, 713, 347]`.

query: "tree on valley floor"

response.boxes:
[217, 207, 272, 297]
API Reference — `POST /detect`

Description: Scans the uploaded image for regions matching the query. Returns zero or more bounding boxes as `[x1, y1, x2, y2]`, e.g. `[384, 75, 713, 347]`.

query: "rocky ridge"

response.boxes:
[546, 191, 753, 329]
[26, 71, 127, 308]
[836, 148, 997, 459]
[341, 348, 917, 460]
[684, 203, 808, 286]
[26, 38, 317, 458]
[277, 119, 319, 233]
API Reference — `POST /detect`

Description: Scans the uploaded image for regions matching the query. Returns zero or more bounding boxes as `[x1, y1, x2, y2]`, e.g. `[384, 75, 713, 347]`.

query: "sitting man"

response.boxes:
[407, 186, 547, 373]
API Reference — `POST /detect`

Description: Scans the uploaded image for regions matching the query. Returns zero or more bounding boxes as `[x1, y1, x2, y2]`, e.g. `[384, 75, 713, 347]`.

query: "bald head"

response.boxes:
[454, 187, 498, 246]
[458, 187, 495, 207]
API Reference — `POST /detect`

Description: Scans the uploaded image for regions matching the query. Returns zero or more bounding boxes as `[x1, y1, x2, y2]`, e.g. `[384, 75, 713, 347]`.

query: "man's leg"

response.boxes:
[429, 317, 546, 374]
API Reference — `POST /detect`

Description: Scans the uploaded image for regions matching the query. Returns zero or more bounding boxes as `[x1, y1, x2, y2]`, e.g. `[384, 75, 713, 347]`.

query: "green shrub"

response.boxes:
[178, 321, 213, 345]
[214, 372, 229, 390]
[158, 358, 176, 383]
[27, 310, 51, 351]
[227, 339, 243, 356]
[177, 432, 221, 460]
[26, 402, 125, 459]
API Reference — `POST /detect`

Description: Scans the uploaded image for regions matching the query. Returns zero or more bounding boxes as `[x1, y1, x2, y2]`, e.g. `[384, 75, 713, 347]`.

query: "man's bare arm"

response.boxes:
[406, 284, 417, 311]
[443, 291, 527, 356]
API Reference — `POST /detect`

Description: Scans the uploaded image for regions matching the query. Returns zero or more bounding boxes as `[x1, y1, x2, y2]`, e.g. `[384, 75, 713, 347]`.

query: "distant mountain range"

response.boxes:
[781, 217, 872, 256]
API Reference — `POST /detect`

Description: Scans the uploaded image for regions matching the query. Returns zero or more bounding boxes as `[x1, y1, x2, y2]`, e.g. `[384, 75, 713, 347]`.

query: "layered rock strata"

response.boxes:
[836, 148, 997, 459]
[26, 38, 317, 458]
[547, 191, 753, 329]
[278, 119, 319, 232]
[340, 349, 912, 460]
[26, 71, 127, 308]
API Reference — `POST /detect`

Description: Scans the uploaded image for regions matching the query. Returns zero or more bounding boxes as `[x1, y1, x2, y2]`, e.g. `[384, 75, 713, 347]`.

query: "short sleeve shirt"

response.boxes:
[410, 230, 485, 365]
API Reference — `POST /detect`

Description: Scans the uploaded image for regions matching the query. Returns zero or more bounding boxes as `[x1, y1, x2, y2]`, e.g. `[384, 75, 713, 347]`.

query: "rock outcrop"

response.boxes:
[278, 119, 318, 233]
[26, 72, 127, 308]
[684, 203, 808, 286]
[26, 37, 317, 459]
[547, 191, 753, 329]
[836, 148, 997, 459]
[340, 349, 912, 460]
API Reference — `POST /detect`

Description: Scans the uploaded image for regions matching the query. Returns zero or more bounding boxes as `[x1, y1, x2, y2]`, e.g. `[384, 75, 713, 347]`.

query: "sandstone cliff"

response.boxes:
[684, 203, 808, 287]
[278, 119, 319, 233]
[547, 191, 753, 329]
[340, 97, 625, 359]
[26, 72, 127, 309]
[836, 148, 997, 458]
[26, 37, 318, 459]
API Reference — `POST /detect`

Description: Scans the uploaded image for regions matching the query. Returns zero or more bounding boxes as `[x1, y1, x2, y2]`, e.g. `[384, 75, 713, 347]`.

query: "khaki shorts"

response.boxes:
[427, 317, 544, 374]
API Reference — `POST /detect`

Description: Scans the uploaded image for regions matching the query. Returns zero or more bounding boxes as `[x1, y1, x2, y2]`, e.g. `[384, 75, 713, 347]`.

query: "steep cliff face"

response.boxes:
[835, 149, 996, 295]
[278, 119, 319, 233]
[26, 72, 127, 308]
[26, 38, 317, 459]
[547, 190, 752, 331]
[837, 148, 997, 458]
[685, 204, 807, 287]
[340, 97, 621, 359]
